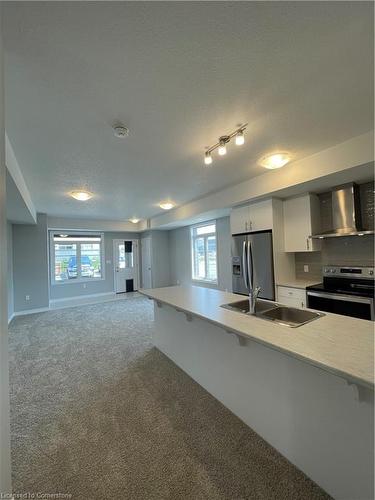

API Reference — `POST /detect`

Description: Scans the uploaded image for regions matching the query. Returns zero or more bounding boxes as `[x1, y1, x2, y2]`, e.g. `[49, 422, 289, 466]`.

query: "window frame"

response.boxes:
[50, 231, 105, 285]
[190, 221, 218, 285]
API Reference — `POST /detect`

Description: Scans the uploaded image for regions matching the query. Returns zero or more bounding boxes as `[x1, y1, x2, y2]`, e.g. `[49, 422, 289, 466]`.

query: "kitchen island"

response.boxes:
[140, 285, 374, 500]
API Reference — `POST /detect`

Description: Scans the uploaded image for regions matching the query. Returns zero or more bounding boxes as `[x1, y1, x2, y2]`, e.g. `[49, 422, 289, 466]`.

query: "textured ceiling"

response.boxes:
[3, 1, 374, 221]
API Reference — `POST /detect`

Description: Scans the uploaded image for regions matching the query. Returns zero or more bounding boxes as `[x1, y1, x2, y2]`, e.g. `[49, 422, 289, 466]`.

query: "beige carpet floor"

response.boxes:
[9, 296, 331, 500]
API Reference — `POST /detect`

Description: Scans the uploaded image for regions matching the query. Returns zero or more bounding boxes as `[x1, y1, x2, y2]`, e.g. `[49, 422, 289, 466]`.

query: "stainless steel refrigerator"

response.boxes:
[232, 230, 275, 300]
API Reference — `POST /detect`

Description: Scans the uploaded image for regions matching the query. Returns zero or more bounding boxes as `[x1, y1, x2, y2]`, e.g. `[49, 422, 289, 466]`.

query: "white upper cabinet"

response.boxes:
[230, 199, 273, 234]
[230, 205, 250, 234]
[283, 194, 321, 252]
[248, 199, 273, 232]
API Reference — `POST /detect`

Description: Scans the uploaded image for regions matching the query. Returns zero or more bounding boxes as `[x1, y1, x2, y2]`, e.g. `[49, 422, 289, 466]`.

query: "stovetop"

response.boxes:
[306, 265, 375, 298]
[306, 281, 375, 298]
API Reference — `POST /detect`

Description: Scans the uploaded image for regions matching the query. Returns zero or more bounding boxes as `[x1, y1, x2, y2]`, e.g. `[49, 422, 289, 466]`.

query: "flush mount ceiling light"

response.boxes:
[159, 201, 174, 210]
[129, 218, 140, 224]
[59, 234, 68, 238]
[113, 124, 129, 138]
[70, 190, 93, 201]
[203, 124, 247, 165]
[260, 152, 291, 170]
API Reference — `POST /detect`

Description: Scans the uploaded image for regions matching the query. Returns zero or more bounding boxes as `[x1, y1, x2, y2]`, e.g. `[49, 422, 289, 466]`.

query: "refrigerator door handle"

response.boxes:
[247, 240, 254, 291]
[242, 240, 249, 290]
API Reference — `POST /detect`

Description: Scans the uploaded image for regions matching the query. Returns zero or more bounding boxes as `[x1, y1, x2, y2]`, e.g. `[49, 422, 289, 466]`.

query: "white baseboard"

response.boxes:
[11, 291, 140, 319]
[13, 306, 50, 318]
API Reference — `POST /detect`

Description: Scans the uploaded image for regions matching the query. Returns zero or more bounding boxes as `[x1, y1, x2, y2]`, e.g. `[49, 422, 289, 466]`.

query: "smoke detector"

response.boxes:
[113, 125, 129, 138]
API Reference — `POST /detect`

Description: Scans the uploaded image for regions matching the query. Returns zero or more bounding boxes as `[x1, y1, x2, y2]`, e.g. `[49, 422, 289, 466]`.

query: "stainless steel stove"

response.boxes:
[306, 266, 374, 321]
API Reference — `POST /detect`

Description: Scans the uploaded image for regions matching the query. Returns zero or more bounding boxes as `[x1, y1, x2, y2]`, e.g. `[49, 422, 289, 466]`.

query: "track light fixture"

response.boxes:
[218, 136, 229, 156]
[204, 151, 213, 165]
[235, 129, 245, 146]
[203, 124, 247, 165]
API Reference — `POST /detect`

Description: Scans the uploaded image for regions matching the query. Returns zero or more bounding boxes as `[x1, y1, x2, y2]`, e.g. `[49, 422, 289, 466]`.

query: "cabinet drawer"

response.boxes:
[276, 295, 303, 309]
[277, 286, 306, 307]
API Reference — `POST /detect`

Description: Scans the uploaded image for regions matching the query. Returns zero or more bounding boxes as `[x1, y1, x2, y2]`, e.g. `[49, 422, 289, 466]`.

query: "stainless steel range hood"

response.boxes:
[310, 183, 374, 239]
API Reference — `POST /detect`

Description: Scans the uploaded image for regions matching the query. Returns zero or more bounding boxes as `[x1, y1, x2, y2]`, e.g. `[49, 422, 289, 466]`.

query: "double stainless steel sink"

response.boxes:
[221, 298, 324, 327]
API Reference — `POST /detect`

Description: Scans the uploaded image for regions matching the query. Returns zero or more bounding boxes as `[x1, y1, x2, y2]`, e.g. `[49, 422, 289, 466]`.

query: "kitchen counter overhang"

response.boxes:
[140, 285, 374, 390]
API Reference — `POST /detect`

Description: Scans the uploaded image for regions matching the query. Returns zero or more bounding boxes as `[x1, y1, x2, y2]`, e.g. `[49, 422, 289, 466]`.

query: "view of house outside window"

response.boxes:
[191, 223, 217, 283]
[52, 234, 103, 283]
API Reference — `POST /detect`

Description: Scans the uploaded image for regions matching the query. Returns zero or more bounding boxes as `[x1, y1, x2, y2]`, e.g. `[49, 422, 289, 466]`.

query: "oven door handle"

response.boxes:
[306, 290, 373, 305]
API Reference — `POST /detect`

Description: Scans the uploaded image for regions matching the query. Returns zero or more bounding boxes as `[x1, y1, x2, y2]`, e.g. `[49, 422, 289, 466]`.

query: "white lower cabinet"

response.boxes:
[277, 285, 306, 308]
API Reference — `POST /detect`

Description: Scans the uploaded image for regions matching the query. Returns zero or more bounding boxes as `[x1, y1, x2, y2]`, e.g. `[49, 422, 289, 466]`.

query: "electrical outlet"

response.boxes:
[83, 283, 87, 289]
[304, 265, 309, 273]
[25, 295, 30, 301]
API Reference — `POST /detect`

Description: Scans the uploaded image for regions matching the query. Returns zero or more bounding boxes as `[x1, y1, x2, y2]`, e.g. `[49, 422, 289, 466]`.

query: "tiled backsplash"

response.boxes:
[295, 252, 322, 280]
[321, 235, 374, 266]
[295, 234, 374, 280]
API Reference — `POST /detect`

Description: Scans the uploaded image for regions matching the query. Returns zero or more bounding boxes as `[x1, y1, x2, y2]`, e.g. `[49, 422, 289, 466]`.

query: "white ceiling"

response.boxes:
[3, 2, 374, 221]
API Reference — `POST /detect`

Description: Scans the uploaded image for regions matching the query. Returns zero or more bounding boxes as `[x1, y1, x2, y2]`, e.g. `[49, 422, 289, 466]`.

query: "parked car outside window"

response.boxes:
[67, 255, 94, 279]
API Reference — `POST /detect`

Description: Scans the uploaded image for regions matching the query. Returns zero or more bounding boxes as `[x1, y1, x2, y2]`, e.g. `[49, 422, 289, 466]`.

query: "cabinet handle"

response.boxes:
[306, 238, 310, 250]
[301, 301, 304, 308]
[250, 221, 253, 231]
[245, 221, 248, 231]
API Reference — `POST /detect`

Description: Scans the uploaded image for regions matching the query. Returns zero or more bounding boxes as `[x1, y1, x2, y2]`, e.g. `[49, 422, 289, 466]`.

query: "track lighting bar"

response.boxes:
[204, 124, 248, 165]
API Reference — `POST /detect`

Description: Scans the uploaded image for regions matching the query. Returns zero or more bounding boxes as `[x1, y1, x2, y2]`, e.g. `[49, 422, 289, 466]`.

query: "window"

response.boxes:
[51, 232, 104, 284]
[118, 241, 134, 269]
[191, 223, 217, 283]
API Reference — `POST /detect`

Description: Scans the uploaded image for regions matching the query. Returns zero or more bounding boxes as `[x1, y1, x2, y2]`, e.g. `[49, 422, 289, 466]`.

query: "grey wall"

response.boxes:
[150, 231, 171, 288]
[49, 231, 139, 300]
[13, 213, 49, 312]
[0, 8, 12, 491]
[169, 217, 232, 291]
[7, 222, 13, 320]
[295, 234, 374, 280]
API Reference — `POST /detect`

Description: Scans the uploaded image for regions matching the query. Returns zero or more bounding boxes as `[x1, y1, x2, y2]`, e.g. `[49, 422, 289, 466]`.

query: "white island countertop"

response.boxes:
[140, 285, 374, 390]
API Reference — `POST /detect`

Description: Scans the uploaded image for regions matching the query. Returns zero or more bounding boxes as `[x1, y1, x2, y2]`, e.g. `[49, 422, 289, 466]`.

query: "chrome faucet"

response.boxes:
[248, 286, 261, 315]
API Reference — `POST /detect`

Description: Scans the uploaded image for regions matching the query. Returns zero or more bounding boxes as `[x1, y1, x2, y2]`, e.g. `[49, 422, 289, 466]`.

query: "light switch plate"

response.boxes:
[304, 265, 309, 273]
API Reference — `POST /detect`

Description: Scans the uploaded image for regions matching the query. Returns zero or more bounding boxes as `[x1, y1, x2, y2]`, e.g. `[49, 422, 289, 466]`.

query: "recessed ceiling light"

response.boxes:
[260, 153, 291, 169]
[159, 202, 174, 210]
[70, 190, 93, 201]
[129, 218, 140, 224]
